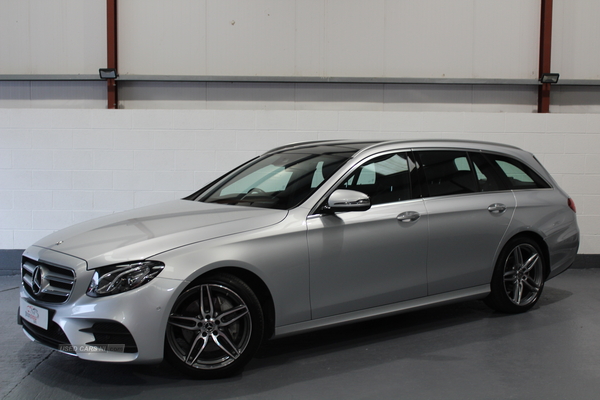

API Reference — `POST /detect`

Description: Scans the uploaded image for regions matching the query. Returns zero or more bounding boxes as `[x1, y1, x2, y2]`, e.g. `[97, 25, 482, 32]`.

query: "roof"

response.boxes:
[265, 139, 524, 158]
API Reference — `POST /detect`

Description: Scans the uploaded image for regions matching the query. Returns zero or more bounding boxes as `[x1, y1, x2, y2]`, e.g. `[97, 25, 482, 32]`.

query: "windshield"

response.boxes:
[197, 152, 351, 209]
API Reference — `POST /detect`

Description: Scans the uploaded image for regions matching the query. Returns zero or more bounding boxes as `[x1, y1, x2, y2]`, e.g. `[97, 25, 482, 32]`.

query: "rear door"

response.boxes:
[415, 150, 516, 295]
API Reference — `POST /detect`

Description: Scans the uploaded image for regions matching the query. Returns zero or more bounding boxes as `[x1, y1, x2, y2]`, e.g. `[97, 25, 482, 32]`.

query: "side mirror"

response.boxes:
[327, 189, 371, 212]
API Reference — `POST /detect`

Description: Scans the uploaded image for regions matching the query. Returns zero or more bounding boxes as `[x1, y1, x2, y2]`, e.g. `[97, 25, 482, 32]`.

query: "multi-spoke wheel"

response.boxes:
[485, 237, 546, 313]
[165, 273, 264, 379]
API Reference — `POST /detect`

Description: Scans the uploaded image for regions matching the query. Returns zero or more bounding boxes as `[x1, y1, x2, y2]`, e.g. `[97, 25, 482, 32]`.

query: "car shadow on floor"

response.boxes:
[251, 285, 573, 367]
[16, 287, 573, 400]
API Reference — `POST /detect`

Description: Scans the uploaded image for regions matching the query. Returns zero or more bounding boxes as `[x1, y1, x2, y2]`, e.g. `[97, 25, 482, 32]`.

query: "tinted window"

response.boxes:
[486, 154, 551, 190]
[340, 152, 413, 205]
[417, 151, 478, 197]
[469, 152, 505, 192]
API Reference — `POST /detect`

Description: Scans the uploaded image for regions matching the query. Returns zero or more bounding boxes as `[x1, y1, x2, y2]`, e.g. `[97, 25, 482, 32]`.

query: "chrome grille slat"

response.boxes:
[22, 261, 36, 274]
[23, 274, 33, 288]
[21, 257, 76, 303]
[41, 287, 70, 296]
[43, 272, 74, 285]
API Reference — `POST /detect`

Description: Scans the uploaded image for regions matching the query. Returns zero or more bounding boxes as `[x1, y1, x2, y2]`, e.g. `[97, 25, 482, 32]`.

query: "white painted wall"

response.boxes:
[1, 109, 599, 253]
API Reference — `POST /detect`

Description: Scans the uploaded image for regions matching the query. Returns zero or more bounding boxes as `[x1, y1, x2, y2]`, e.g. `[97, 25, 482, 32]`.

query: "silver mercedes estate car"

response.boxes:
[19, 140, 579, 378]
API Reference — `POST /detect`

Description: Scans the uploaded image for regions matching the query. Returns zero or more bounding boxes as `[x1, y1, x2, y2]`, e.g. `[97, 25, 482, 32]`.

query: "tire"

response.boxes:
[485, 237, 545, 313]
[165, 273, 264, 379]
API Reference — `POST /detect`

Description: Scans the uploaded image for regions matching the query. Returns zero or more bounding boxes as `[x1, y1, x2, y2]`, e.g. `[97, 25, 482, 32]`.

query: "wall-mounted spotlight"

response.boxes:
[99, 68, 118, 80]
[539, 73, 559, 84]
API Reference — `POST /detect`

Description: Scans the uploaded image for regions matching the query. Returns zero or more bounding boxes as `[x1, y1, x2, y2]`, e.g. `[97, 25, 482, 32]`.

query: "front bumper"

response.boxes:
[19, 248, 183, 364]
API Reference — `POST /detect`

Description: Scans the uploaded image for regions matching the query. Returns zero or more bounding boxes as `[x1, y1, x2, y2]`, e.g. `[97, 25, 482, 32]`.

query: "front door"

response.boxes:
[307, 151, 429, 319]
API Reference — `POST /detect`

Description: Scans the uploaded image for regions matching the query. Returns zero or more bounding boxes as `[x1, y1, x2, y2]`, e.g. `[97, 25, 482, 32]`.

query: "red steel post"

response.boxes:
[106, 0, 118, 109]
[538, 0, 553, 113]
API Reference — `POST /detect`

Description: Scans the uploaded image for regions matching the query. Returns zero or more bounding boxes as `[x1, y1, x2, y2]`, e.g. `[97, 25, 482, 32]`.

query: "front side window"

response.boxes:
[339, 152, 414, 205]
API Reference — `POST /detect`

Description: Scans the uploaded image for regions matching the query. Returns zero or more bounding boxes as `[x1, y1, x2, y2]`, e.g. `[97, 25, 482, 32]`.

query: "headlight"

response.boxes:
[87, 261, 165, 297]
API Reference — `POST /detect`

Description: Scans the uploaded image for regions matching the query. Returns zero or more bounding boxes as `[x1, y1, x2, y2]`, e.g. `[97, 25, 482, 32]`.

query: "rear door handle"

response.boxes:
[488, 203, 507, 214]
[397, 211, 421, 222]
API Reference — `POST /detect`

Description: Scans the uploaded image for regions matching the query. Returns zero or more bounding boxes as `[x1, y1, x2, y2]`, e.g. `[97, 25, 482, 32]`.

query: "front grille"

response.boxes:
[22, 257, 76, 303]
[80, 322, 138, 353]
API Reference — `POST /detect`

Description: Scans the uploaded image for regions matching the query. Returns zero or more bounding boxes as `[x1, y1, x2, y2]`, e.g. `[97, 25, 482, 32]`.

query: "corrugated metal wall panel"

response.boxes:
[116, 0, 541, 79]
[0, 0, 106, 75]
[0, 82, 106, 108]
[553, 0, 600, 80]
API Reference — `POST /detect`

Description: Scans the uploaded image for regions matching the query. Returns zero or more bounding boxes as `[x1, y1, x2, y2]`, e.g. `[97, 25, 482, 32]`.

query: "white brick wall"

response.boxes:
[0, 109, 599, 253]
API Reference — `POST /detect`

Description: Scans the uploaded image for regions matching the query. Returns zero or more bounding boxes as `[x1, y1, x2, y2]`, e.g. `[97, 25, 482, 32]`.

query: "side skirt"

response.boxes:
[274, 285, 490, 338]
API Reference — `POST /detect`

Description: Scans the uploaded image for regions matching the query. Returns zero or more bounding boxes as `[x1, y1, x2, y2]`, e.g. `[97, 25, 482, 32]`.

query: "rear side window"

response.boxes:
[486, 154, 551, 190]
[468, 152, 505, 192]
[417, 151, 478, 197]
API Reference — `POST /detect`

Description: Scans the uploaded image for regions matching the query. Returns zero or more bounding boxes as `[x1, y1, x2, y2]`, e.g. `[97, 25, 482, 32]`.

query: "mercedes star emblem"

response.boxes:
[32, 266, 43, 295]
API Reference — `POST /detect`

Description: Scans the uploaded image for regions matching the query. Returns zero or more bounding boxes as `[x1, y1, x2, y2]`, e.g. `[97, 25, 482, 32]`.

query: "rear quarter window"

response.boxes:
[487, 154, 551, 190]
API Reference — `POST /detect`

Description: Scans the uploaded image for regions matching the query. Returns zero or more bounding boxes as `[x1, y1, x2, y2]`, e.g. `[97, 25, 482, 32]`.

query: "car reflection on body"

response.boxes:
[18, 140, 579, 378]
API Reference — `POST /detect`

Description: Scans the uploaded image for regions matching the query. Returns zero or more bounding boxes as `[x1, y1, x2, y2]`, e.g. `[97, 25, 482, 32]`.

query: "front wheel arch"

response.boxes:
[164, 272, 266, 378]
[178, 266, 276, 340]
[214, 267, 276, 340]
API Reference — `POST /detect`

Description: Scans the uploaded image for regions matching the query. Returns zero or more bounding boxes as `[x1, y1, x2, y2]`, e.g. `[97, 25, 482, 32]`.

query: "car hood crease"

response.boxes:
[32, 200, 288, 269]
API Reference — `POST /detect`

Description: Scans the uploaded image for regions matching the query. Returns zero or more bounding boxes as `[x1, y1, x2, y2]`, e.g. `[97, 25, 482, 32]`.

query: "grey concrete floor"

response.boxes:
[2, 269, 600, 400]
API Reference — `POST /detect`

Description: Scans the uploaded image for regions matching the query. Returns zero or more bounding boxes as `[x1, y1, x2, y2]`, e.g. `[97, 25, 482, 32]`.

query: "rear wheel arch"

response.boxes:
[486, 232, 548, 313]
[503, 231, 550, 279]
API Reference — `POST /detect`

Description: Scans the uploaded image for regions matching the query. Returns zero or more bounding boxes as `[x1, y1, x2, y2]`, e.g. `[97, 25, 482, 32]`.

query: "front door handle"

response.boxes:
[397, 211, 421, 222]
[488, 203, 507, 214]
